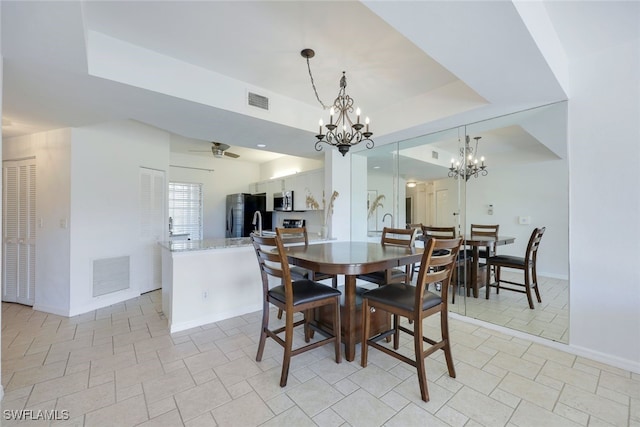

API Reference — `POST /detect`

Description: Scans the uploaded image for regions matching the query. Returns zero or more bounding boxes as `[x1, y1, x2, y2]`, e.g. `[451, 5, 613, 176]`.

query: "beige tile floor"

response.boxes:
[452, 272, 569, 343]
[1, 290, 638, 426]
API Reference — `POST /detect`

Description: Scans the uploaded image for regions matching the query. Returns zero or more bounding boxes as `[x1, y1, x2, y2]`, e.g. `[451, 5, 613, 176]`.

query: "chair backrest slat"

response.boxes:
[421, 226, 456, 239]
[276, 227, 308, 246]
[381, 227, 417, 248]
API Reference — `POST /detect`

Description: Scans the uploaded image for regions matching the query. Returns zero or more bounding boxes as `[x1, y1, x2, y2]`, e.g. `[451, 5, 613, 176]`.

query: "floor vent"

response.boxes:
[93, 256, 130, 297]
[248, 92, 269, 110]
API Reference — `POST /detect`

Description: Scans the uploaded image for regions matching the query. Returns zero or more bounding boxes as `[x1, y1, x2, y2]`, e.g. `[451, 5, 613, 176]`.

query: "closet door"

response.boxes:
[3, 159, 36, 305]
[140, 167, 166, 293]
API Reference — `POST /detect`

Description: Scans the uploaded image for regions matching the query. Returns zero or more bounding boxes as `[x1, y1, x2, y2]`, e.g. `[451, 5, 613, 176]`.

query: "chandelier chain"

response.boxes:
[305, 56, 329, 110]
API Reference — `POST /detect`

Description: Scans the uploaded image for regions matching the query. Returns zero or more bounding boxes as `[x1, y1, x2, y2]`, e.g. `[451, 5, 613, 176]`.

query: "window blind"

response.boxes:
[168, 182, 203, 240]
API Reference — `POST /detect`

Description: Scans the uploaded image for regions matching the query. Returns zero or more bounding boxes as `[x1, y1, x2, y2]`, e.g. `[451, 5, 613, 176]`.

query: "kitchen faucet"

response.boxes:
[252, 210, 262, 236]
[382, 213, 393, 228]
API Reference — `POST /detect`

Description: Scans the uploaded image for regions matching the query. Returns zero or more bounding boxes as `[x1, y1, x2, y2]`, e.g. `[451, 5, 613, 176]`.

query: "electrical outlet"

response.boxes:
[518, 216, 531, 225]
[203, 291, 208, 299]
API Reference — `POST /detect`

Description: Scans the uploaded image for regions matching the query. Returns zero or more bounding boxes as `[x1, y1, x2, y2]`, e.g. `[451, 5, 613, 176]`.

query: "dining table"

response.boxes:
[462, 234, 515, 298]
[282, 241, 423, 361]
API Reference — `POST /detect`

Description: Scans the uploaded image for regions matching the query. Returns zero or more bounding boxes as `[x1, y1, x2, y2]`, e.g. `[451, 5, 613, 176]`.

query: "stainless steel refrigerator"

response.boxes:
[225, 193, 271, 238]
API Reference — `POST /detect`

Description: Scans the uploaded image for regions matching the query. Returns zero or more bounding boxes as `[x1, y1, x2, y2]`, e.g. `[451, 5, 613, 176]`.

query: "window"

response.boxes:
[168, 182, 203, 240]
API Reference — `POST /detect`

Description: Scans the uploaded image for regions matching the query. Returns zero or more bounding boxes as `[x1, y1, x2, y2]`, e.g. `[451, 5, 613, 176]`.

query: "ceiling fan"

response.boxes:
[190, 141, 240, 159]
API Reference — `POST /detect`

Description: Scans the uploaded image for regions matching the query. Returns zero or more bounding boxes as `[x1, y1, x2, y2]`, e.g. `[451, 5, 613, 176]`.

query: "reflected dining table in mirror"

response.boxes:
[462, 234, 516, 298]
[282, 241, 423, 361]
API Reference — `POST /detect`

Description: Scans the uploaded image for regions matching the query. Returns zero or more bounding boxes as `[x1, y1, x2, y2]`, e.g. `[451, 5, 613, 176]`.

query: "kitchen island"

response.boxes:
[159, 235, 333, 333]
[159, 237, 263, 333]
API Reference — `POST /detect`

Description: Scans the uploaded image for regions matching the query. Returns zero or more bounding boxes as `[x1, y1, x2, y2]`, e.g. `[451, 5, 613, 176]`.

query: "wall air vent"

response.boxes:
[432, 151, 439, 160]
[248, 92, 269, 110]
[93, 256, 130, 297]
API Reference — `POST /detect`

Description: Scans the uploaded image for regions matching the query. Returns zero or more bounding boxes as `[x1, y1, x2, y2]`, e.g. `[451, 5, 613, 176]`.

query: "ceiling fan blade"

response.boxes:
[212, 142, 230, 151]
[224, 151, 240, 159]
[188, 149, 212, 152]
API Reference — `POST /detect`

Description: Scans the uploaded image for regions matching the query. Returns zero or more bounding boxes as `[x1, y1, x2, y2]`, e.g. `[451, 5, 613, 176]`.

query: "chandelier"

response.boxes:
[301, 49, 374, 156]
[448, 135, 488, 181]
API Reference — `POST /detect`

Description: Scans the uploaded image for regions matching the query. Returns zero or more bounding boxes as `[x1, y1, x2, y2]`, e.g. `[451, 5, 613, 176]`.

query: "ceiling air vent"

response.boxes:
[432, 150, 439, 160]
[248, 92, 269, 110]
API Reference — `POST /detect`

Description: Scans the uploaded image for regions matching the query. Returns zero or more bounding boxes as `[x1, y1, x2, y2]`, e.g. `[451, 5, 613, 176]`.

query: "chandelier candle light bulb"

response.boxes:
[448, 135, 488, 181]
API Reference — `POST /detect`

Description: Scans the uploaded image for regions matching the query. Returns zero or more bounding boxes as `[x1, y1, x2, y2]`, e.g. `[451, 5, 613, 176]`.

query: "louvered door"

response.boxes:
[140, 168, 166, 293]
[3, 159, 36, 305]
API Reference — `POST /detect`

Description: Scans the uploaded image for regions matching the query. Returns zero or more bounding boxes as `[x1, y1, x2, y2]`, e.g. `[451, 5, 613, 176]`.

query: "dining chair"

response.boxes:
[467, 223, 500, 289]
[275, 227, 338, 319]
[485, 227, 546, 309]
[421, 226, 466, 303]
[361, 236, 462, 402]
[357, 227, 418, 286]
[251, 233, 342, 387]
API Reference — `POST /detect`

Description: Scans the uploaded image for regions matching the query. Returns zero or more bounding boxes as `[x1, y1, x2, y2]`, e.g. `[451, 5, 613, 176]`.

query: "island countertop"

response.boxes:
[158, 237, 253, 252]
[159, 234, 333, 252]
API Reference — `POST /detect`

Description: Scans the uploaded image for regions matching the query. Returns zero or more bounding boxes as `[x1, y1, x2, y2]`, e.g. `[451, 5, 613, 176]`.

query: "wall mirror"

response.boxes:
[352, 101, 569, 343]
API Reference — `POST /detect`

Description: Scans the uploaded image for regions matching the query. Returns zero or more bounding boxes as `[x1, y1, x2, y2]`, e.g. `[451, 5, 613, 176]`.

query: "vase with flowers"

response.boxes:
[322, 190, 339, 239]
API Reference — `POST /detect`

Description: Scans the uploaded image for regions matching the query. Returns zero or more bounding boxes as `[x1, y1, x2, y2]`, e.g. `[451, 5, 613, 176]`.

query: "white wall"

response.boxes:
[4, 129, 73, 316]
[169, 150, 260, 238]
[568, 37, 640, 370]
[465, 158, 569, 278]
[69, 121, 170, 315]
[259, 155, 323, 181]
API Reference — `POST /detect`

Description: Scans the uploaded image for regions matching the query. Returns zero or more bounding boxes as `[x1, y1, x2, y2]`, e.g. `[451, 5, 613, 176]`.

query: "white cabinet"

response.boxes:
[250, 179, 283, 211]
[281, 169, 324, 211]
[251, 170, 323, 212]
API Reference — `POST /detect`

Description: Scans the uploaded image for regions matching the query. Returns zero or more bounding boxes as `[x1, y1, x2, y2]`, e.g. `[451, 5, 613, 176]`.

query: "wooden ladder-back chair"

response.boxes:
[251, 233, 342, 387]
[361, 236, 462, 402]
[485, 227, 546, 309]
[357, 227, 418, 286]
[422, 226, 466, 303]
[275, 227, 338, 319]
[469, 223, 500, 289]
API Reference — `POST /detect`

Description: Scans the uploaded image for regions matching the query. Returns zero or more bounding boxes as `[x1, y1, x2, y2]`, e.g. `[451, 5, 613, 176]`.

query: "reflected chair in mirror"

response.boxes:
[406, 223, 424, 281]
[361, 236, 462, 402]
[470, 223, 499, 284]
[357, 227, 418, 287]
[275, 227, 338, 320]
[422, 226, 466, 303]
[251, 233, 342, 387]
[485, 227, 546, 309]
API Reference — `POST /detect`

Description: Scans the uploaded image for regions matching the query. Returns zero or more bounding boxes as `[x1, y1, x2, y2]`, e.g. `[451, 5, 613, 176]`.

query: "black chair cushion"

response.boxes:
[357, 268, 406, 285]
[488, 255, 530, 268]
[362, 283, 442, 312]
[268, 280, 341, 306]
[290, 266, 310, 281]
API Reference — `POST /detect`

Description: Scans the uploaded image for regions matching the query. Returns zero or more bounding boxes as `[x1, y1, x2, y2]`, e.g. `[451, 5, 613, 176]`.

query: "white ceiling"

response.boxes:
[1, 1, 637, 163]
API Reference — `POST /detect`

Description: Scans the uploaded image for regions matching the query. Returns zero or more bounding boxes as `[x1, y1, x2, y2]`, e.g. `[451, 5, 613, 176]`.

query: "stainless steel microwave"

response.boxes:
[273, 191, 293, 211]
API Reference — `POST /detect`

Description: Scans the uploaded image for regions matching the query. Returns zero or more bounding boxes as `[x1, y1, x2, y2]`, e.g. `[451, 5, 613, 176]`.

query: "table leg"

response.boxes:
[343, 275, 357, 362]
[471, 246, 479, 298]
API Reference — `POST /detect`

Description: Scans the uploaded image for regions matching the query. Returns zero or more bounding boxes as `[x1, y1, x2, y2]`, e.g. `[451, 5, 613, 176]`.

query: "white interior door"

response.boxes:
[3, 159, 36, 305]
[140, 167, 166, 293]
[435, 189, 452, 226]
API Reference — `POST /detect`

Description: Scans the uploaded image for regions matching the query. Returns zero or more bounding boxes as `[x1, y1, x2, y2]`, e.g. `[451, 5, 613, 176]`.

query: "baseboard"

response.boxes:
[169, 303, 263, 334]
[450, 313, 640, 375]
[32, 304, 70, 317]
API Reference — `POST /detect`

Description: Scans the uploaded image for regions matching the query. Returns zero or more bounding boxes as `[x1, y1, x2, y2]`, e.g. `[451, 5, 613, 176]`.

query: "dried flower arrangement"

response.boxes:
[305, 189, 320, 210]
[368, 194, 385, 219]
[323, 190, 339, 226]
